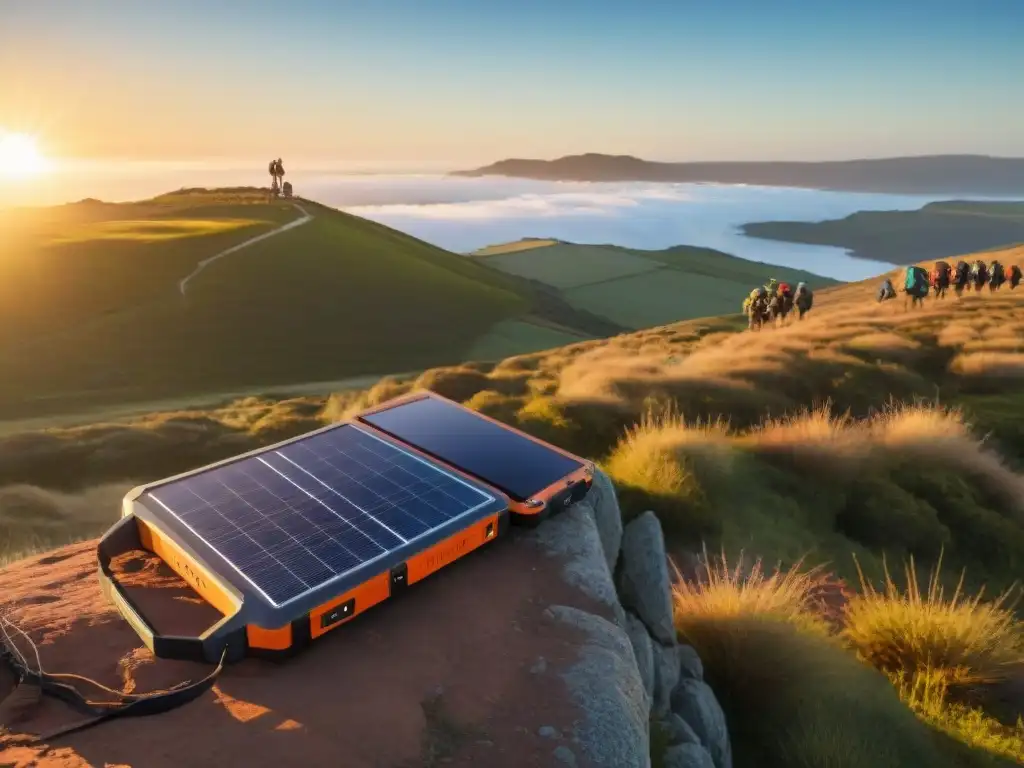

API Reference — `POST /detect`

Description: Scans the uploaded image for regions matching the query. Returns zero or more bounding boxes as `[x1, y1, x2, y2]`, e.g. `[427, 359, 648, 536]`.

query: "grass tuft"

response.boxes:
[672, 549, 833, 638]
[843, 553, 1024, 690]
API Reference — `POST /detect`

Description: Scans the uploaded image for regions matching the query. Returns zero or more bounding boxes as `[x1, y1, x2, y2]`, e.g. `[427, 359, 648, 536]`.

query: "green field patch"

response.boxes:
[564, 270, 751, 329]
[0, 210, 532, 419]
[622, 244, 840, 288]
[480, 243, 664, 289]
[465, 318, 590, 361]
[49, 217, 266, 244]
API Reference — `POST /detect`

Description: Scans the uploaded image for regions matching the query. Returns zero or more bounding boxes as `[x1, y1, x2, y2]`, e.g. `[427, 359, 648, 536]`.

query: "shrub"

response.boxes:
[672, 550, 831, 637]
[412, 366, 492, 403]
[462, 390, 523, 423]
[842, 555, 1024, 690]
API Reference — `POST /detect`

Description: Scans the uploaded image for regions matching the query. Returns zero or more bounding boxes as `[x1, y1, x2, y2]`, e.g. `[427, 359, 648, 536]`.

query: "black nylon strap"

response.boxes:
[0, 641, 225, 742]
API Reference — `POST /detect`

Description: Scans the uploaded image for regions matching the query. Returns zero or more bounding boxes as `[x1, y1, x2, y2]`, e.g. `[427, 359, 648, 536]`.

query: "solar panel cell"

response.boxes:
[144, 424, 498, 607]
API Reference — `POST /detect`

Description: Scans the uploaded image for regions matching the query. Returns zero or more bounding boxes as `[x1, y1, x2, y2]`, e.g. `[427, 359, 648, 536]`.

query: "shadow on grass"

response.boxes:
[678, 615, 1019, 768]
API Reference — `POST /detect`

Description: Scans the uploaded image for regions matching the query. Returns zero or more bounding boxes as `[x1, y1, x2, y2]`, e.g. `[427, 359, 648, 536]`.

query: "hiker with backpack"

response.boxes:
[877, 278, 897, 303]
[903, 266, 930, 309]
[744, 286, 770, 330]
[1009, 265, 1022, 289]
[793, 282, 813, 320]
[988, 260, 1006, 291]
[768, 282, 795, 326]
[971, 260, 989, 291]
[931, 261, 951, 299]
[953, 261, 971, 296]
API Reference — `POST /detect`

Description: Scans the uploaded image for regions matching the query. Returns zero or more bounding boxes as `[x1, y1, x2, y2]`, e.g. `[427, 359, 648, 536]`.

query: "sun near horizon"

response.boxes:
[0, 132, 53, 180]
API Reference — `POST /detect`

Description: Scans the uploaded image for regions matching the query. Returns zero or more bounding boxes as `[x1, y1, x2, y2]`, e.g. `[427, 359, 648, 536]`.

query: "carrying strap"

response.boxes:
[0, 634, 225, 742]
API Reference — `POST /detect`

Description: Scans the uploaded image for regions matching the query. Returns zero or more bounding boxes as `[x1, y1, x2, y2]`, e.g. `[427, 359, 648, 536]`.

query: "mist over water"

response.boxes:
[314, 176, 949, 282]
[13, 162, 1007, 282]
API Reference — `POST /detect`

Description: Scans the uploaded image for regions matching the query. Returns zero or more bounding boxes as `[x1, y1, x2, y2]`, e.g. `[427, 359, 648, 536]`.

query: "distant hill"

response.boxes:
[470, 239, 840, 330]
[453, 153, 1024, 195]
[0, 188, 620, 421]
[742, 200, 1024, 264]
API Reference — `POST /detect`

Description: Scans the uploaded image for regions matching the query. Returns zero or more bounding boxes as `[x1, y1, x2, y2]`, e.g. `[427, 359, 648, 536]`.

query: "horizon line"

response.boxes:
[40, 150, 1024, 174]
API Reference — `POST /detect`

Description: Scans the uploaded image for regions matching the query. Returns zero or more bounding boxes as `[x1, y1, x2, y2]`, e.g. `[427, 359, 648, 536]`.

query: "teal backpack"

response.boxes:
[905, 266, 928, 293]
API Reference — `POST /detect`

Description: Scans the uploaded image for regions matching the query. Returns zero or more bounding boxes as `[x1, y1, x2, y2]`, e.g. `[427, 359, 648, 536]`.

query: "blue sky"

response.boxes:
[2, 0, 1022, 166]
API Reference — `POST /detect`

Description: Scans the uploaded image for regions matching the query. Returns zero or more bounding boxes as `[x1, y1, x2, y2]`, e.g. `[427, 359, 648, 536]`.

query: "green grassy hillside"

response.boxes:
[3, 244, 1024, 766]
[472, 240, 841, 329]
[742, 199, 1024, 264]
[0, 189, 625, 421]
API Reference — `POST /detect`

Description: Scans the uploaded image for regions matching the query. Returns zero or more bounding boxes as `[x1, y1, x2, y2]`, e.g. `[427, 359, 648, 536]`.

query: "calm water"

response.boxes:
[12, 162, 1011, 282]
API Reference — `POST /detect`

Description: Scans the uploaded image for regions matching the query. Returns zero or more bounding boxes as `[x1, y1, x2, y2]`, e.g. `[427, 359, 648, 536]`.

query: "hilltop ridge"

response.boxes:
[453, 153, 1024, 195]
[0, 188, 619, 422]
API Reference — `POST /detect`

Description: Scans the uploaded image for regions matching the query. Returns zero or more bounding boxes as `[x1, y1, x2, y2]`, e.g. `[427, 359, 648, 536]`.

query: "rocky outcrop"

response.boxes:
[530, 469, 733, 768]
[0, 468, 730, 768]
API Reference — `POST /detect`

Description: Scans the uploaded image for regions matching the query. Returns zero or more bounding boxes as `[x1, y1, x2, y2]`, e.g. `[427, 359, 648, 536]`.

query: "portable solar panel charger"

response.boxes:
[98, 392, 593, 664]
[357, 391, 595, 525]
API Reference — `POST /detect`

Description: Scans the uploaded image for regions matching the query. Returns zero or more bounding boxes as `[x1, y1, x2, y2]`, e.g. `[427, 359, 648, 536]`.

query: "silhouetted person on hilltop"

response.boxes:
[267, 158, 286, 198]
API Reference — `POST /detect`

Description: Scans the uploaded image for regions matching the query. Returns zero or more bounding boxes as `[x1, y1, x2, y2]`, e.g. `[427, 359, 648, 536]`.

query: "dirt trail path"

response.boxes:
[178, 203, 312, 296]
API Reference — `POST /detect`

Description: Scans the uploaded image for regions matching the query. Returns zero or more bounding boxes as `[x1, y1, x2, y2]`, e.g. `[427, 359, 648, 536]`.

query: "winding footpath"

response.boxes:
[178, 203, 313, 296]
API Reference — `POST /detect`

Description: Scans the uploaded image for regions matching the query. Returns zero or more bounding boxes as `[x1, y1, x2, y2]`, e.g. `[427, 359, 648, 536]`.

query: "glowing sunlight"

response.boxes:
[0, 132, 52, 179]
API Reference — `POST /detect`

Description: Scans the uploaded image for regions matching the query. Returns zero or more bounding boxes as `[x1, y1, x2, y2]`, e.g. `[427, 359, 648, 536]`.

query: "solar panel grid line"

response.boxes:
[255, 455, 393, 555]
[175, 484, 311, 589]
[357, 425, 497, 499]
[265, 450, 428, 545]
[148, 492, 286, 608]
[145, 424, 501, 609]
[233, 461, 368, 571]
[215, 475, 335, 585]
[274, 451, 410, 544]
[287, 431, 493, 534]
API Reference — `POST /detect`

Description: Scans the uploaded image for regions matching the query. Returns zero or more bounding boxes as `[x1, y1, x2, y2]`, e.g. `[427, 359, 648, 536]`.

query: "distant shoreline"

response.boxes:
[453, 153, 1024, 197]
[740, 200, 1024, 265]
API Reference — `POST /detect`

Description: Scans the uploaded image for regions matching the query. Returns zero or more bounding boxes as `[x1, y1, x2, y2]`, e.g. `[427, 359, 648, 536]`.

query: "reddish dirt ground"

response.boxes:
[0, 529, 612, 768]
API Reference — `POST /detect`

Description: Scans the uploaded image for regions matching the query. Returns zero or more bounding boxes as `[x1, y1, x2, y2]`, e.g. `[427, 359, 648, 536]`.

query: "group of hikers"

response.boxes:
[268, 157, 291, 198]
[877, 258, 1023, 308]
[742, 278, 814, 330]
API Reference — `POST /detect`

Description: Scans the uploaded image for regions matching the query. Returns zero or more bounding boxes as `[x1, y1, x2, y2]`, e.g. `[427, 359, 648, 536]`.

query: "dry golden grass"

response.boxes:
[472, 239, 559, 256]
[938, 323, 980, 348]
[962, 338, 1024, 353]
[950, 352, 1024, 379]
[0, 482, 130, 560]
[49, 217, 264, 244]
[672, 549, 833, 637]
[844, 554, 1024, 686]
[742, 402, 1024, 513]
[842, 332, 924, 363]
[606, 405, 734, 499]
